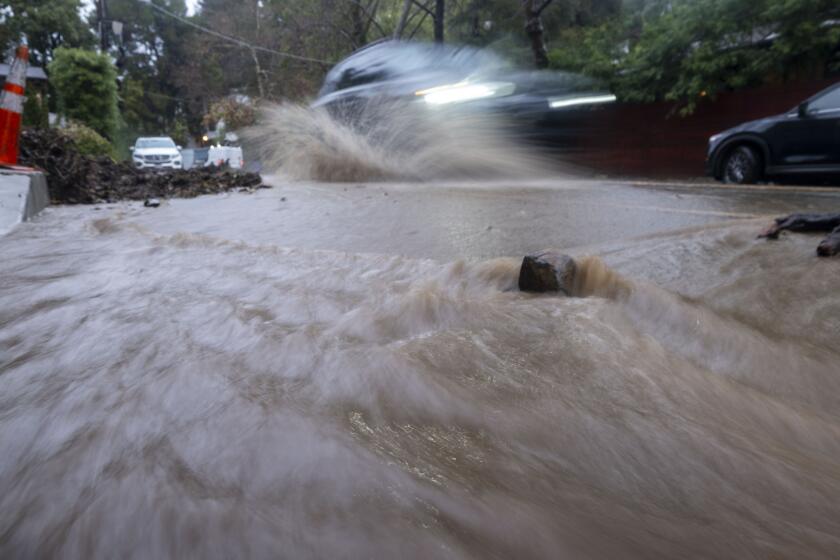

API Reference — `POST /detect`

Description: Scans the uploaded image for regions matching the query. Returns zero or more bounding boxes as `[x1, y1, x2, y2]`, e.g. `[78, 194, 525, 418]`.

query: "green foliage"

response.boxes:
[22, 89, 49, 129]
[550, 0, 840, 113]
[48, 48, 119, 140]
[550, 18, 629, 84]
[61, 122, 115, 158]
[118, 77, 172, 135]
[168, 119, 190, 148]
[0, 0, 94, 67]
[111, 118, 138, 162]
[107, 0, 193, 134]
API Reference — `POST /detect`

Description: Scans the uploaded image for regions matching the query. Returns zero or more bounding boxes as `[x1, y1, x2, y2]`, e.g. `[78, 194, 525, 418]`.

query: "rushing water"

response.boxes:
[244, 100, 556, 182]
[2, 182, 840, 559]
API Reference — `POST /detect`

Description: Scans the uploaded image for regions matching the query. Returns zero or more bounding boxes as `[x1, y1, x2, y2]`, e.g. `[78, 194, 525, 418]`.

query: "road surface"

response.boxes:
[100, 177, 840, 260]
[2, 177, 840, 559]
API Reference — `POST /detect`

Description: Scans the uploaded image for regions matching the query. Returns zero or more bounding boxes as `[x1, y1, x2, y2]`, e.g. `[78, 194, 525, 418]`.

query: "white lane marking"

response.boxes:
[562, 199, 761, 219]
[624, 179, 840, 194]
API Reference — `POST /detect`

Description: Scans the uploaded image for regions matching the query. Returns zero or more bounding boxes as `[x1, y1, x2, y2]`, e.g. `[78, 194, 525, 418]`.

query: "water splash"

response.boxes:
[244, 99, 553, 182]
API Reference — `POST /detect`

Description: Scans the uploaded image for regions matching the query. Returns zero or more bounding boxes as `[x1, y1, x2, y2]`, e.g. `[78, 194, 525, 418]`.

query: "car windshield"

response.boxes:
[809, 85, 840, 113]
[136, 138, 176, 148]
[318, 41, 507, 96]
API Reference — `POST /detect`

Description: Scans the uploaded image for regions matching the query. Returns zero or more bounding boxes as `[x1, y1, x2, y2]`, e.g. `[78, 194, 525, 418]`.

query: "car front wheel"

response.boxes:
[722, 145, 761, 184]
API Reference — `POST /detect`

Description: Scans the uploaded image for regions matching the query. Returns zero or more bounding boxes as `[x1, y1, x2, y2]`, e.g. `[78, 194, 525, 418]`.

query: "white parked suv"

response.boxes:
[131, 137, 183, 170]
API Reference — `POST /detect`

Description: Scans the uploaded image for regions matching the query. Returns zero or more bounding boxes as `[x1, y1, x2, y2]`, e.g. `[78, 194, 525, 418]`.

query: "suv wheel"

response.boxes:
[722, 145, 761, 184]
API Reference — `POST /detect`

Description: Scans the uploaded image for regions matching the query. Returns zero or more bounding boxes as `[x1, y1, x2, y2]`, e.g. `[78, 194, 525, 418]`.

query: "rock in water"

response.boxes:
[519, 252, 577, 295]
[144, 198, 161, 208]
[817, 227, 840, 257]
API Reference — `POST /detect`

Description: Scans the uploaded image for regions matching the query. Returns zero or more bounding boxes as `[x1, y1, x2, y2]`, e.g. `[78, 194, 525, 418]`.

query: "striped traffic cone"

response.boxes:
[0, 45, 29, 166]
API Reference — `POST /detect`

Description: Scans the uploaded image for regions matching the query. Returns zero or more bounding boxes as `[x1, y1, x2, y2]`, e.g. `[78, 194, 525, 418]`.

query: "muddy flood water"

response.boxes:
[2, 180, 840, 559]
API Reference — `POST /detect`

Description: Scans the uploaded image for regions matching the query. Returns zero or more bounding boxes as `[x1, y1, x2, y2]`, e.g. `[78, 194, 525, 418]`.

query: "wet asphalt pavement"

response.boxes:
[107, 176, 840, 261]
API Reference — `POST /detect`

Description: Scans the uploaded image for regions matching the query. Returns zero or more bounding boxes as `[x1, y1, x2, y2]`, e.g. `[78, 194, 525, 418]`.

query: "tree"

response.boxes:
[176, 0, 290, 103]
[48, 48, 119, 139]
[392, 0, 440, 41]
[103, 0, 193, 136]
[0, 0, 94, 68]
[524, 0, 553, 68]
[550, 0, 840, 113]
[434, 0, 445, 42]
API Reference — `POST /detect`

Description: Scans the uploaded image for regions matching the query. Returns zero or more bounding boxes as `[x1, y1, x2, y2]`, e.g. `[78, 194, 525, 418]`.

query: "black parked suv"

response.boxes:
[706, 82, 840, 184]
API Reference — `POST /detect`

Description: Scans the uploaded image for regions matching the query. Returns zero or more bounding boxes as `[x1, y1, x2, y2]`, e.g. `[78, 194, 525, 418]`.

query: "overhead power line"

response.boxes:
[135, 0, 333, 65]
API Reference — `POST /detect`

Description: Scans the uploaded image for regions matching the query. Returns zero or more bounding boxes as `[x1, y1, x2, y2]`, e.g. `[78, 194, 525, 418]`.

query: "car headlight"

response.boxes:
[547, 94, 616, 109]
[415, 81, 515, 105]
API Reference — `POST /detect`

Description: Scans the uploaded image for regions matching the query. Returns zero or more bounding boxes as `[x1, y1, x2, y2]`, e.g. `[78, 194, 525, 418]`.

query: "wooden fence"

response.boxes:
[548, 78, 838, 177]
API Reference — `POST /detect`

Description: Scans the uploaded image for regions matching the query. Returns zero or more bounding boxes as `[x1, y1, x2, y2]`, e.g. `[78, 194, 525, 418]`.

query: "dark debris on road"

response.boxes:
[20, 128, 268, 205]
[759, 213, 840, 257]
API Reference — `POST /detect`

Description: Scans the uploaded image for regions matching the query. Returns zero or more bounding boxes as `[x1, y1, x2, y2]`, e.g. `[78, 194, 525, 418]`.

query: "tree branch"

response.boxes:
[394, 0, 413, 38]
[337, 0, 387, 38]
[362, 0, 384, 39]
[535, 0, 553, 16]
[411, 0, 435, 18]
[407, 10, 431, 39]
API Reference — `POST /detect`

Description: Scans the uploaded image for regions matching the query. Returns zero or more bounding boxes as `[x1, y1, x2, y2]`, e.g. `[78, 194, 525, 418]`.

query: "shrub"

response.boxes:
[48, 47, 118, 139]
[61, 122, 114, 158]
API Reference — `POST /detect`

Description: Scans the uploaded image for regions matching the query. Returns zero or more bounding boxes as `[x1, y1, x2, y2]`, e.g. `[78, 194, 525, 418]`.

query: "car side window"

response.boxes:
[336, 67, 390, 91]
[809, 87, 840, 114]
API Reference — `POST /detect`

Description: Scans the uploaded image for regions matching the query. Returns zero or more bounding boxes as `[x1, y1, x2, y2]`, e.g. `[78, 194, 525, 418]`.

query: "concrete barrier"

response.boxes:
[0, 170, 49, 235]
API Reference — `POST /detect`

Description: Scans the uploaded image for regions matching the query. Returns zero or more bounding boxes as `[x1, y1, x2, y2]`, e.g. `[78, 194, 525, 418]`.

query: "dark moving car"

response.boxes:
[707, 82, 840, 183]
[312, 40, 616, 136]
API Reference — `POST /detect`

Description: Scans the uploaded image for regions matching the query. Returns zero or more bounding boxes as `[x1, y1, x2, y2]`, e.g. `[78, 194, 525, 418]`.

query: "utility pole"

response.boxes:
[97, 0, 109, 52]
[434, 0, 444, 43]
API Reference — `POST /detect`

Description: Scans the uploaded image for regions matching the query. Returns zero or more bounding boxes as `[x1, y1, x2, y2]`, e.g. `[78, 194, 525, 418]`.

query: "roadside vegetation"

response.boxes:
[551, 0, 840, 113]
[60, 122, 115, 159]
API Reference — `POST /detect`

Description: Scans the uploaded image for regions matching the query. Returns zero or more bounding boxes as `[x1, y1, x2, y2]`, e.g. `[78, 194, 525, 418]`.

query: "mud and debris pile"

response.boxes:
[19, 129, 267, 204]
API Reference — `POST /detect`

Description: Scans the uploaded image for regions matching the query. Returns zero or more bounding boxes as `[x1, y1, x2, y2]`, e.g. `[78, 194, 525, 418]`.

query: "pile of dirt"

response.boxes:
[19, 128, 268, 204]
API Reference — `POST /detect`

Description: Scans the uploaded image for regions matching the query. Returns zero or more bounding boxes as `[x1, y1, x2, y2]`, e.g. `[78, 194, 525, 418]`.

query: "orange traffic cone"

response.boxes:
[0, 45, 29, 166]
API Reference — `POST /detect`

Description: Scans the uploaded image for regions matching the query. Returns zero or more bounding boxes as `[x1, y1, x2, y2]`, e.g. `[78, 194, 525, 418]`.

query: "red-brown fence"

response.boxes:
[552, 79, 838, 178]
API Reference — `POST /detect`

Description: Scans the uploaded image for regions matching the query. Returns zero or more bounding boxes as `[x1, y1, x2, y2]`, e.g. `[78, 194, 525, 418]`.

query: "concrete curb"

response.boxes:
[0, 170, 49, 235]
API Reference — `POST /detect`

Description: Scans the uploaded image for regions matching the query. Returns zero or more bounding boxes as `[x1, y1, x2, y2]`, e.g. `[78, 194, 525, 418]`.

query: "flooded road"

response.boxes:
[2, 179, 840, 558]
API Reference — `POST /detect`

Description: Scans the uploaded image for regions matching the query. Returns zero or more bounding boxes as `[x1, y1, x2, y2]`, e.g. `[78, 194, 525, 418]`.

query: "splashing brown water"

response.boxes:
[244, 100, 553, 182]
[571, 255, 632, 299]
[2, 186, 840, 558]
